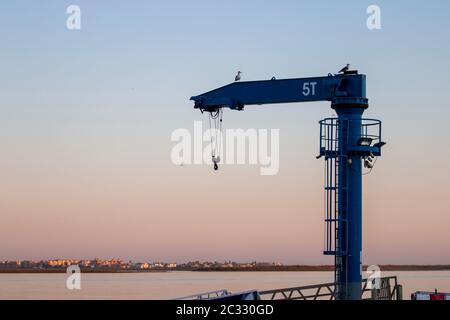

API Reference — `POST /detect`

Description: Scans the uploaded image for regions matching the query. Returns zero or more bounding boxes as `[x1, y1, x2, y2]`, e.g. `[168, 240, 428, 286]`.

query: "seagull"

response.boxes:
[235, 71, 242, 82]
[338, 64, 350, 74]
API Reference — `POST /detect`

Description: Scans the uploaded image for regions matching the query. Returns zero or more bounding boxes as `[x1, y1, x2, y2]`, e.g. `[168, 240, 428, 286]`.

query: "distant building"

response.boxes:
[137, 263, 151, 269]
[47, 259, 79, 267]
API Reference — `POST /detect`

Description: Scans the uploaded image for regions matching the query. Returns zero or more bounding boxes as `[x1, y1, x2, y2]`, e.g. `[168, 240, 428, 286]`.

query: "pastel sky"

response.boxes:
[1, 1, 450, 264]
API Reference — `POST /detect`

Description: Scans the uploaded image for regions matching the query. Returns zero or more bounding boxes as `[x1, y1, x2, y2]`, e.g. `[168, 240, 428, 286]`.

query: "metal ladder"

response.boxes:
[322, 119, 349, 295]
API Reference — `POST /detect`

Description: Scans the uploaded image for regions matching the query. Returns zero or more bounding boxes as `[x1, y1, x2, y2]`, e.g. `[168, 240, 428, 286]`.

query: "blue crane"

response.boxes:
[190, 70, 386, 300]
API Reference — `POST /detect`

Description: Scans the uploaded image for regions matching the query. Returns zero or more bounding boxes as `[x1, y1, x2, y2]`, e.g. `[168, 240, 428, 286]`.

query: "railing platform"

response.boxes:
[259, 276, 402, 300]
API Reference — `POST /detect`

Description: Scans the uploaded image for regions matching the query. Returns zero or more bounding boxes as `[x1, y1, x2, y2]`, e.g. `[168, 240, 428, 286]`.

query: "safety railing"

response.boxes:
[259, 276, 402, 300]
[175, 289, 231, 300]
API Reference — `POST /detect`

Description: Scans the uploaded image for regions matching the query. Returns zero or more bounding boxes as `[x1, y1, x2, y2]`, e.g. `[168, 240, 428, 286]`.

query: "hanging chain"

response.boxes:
[208, 109, 223, 171]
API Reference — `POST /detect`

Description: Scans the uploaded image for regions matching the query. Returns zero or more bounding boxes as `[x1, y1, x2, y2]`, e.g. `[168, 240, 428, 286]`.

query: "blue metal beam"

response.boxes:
[191, 74, 367, 111]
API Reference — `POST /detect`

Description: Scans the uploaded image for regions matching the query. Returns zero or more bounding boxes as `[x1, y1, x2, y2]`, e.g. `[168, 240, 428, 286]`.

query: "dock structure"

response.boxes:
[259, 276, 402, 300]
[177, 277, 402, 300]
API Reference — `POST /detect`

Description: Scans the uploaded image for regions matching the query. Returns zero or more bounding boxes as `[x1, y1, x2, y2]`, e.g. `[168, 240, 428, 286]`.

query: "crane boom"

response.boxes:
[191, 73, 367, 111]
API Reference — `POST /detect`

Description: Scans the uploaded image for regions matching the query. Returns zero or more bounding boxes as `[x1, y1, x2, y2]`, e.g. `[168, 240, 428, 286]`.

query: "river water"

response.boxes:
[1, 271, 449, 299]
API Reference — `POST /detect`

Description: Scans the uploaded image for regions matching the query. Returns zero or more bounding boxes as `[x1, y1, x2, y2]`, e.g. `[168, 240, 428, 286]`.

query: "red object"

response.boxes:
[430, 294, 445, 300]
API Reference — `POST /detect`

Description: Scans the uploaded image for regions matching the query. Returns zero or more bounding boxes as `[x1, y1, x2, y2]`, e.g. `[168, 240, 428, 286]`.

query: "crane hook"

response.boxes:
[213, 161, 219, 171]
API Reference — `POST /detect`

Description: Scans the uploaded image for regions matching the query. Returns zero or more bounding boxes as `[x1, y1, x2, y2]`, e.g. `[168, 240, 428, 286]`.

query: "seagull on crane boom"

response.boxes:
[235, 71, 242, 82]
[338, 64, 350, 74]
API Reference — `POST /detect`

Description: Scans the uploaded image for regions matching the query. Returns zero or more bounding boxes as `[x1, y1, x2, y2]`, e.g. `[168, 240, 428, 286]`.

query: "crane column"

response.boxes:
[334, 105, 365, 300]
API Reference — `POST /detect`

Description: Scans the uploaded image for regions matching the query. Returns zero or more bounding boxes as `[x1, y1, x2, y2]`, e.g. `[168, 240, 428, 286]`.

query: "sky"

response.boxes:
[0, 1, 450, 265]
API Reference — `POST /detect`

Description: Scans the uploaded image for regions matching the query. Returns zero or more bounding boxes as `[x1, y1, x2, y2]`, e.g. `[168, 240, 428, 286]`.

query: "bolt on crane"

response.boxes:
[190, 69, 386, 300]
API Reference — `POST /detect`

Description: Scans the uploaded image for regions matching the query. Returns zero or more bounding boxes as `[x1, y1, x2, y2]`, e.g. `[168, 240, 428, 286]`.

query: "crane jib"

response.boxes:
[191, 74, 367, 111]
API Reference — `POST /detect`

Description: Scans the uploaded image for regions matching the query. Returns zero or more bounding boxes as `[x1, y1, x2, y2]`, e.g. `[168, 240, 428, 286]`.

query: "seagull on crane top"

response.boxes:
[235, 71, 242, 82]
[338, 64, 350, 74]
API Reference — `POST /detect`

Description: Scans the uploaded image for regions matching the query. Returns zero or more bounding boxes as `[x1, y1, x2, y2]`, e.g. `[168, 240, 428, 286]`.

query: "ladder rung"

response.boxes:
[323, 250, 348, 256]
[325, 219, 347, 222]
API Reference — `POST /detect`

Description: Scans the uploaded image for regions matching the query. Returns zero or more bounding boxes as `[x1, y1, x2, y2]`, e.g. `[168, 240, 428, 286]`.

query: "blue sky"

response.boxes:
[1, 1, 450, 264]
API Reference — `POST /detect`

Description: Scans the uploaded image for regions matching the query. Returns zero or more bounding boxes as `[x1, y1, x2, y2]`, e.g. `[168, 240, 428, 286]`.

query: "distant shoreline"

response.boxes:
[0, 269, 169, 274]
[191, 265, 450, 272]
[1, 265, 449, 273]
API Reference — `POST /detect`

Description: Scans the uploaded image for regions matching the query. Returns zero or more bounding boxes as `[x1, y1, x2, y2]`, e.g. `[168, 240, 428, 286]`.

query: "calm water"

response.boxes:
[1, 271, 449, 300]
